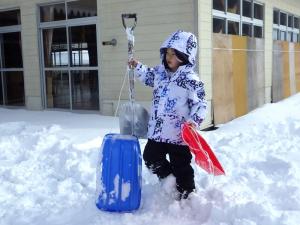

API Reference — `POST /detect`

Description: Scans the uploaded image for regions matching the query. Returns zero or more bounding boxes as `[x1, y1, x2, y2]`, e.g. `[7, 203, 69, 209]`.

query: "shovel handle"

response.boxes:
[122, 13, 137, 30]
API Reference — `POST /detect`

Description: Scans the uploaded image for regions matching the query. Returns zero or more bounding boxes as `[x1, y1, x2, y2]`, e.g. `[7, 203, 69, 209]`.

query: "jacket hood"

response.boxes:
[160, 30, 198, 67]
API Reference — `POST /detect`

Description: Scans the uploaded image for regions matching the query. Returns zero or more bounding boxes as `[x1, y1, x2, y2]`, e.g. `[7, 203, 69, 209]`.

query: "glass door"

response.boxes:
[39, 0, 99, 111]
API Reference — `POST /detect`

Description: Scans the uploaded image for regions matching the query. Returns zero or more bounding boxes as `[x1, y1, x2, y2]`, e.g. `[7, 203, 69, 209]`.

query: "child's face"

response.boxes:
[165, 48, 181, 72]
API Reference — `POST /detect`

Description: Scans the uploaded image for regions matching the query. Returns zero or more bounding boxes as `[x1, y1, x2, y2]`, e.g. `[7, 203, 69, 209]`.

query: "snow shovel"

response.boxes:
[119, 13, 149, 138]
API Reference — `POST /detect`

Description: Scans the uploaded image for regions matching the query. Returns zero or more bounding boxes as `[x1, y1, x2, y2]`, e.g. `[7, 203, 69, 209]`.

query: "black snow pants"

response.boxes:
[143, 139, 195, 196]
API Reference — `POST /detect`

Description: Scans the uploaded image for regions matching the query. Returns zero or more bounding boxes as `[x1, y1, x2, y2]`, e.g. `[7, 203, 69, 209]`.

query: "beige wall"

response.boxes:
[98, 0, 196, 115]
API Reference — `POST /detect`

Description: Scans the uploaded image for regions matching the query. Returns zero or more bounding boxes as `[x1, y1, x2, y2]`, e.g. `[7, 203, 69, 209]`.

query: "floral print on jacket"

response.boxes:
[134, 30, 207, 145]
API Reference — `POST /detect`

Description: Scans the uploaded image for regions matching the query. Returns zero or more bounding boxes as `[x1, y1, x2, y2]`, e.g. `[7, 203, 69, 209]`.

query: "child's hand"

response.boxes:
[128, 58, 139, 68]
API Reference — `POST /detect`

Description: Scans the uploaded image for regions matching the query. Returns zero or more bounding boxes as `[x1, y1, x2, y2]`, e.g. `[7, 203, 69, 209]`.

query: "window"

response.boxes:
[294, 17, 299, 29]
[254, 3, 263, 20]
[71, 70, 98, 110]
[254, 25, 263, 38]
[288, 15, 293, 28]
[213, 0, 264, 38]
[242, 0, 251, 18]
[40, 3, 65, 22]
[45, 71, 69, 108]
[273, 10, 279, 24]
[0, 78, 2, 105]
[287, 32, 293, 42]
[43, 28, 68, 67]
[2, 32, 23, 68]
[213, 18, 226, 33]
[273, 9, 300, 42]
[0, 9, 24, 106]
[227, 0, 240, 14]
[0, 9, 21, 27]
[294, 34, 299, 42]
[2, 72, 24, 105]
[280, 12, 287, 26]
[243, 23, 252, 36]
[228, 21, 239, 35]
[69, 25, 97, 67]
[39, 0, 99, 110]
[213, 0, 225, 12]
[280, 31, 286, 41]
[67, 0, 97, 19]
[273, 28, 279, 40]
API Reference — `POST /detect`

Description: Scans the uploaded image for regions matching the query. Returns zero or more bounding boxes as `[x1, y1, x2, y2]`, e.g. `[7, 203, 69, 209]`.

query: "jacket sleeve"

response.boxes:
[134, 62, 158, 87]
[187, 79, 207, 126]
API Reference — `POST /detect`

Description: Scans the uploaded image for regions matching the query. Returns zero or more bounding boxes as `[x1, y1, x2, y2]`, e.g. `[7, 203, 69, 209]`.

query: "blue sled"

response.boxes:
[96, 134, 142, 212]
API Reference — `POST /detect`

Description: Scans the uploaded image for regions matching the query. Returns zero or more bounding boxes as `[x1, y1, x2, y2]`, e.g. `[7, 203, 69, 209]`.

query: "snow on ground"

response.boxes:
[0, 93, 300, 225]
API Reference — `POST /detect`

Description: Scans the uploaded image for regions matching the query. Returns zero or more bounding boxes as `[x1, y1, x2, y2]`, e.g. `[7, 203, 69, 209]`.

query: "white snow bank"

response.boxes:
[0, 93, 300, 225]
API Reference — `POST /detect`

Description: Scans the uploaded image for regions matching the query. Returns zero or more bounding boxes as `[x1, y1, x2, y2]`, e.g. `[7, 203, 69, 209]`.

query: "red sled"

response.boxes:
[182, 123, 225, 176]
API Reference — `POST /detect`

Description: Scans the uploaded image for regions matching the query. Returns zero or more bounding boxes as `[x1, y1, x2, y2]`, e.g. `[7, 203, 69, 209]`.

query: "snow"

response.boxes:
[121, 181, 131, 202]
[1, 93, 300, 225]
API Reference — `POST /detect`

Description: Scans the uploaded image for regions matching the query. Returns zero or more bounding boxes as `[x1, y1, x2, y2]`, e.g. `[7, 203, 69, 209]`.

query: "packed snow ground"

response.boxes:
[1, 93, 300, 225]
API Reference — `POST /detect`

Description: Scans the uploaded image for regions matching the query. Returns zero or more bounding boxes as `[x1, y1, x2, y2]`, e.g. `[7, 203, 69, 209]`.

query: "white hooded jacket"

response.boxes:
[134, 30, 207, 145]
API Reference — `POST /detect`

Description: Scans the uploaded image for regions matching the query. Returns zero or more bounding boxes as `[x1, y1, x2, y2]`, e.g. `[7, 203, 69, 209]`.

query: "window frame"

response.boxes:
[213, 16, 227, 33]
[213, 0, 264, 38]
[0, 8, 21, 27]
[273, 8, 300, 43]
[242, 22, 253, 37]
[242, 0, 252, 18]
[0, 7, 24, 107]
[253, 2, 264, 20]
[38, 1, 100, 111]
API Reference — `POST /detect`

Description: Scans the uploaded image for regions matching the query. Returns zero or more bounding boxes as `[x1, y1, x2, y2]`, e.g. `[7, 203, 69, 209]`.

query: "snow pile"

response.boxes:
[0, 93, 300, 225]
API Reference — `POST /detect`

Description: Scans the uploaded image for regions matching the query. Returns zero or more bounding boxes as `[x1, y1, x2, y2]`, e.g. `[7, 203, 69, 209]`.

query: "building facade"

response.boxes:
[0, 0, 299, 128]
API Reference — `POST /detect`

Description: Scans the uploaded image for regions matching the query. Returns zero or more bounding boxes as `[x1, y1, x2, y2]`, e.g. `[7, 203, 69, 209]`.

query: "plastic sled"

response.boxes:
[96, 134, 142, 212]
[182, 123, 225, 176]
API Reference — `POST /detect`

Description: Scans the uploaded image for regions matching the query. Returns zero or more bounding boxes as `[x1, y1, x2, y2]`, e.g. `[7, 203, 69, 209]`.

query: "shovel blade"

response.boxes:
[119, 102, 149, 138]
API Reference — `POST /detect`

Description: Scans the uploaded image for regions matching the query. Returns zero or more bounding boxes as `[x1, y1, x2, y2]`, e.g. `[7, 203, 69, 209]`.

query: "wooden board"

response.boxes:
[255, 38, 266, 107]
[295, 43, 300, 92]
[272, 41, 283, 102]
[212, 34, 235, 124]
[232, 35, 248, 117]
[289, 43, 296, 95]
[247, 38, 265, 111]
[282, 42, 291, 98]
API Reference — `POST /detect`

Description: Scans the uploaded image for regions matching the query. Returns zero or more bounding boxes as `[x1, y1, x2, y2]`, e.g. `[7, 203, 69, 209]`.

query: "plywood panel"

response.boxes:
[232, 35, 248, 117]
[289, 43, 296, 95]
[212, 34, 235, 124]
[282, 42, 291, 98]
[248, 38, 265, 111]
[272, 41, 283, 102]
[295, 43, 300, 92]
[255, 38, 265, 107]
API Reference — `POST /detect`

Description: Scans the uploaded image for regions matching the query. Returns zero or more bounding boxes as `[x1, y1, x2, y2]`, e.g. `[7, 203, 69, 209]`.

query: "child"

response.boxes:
[129, 30, 207, 200]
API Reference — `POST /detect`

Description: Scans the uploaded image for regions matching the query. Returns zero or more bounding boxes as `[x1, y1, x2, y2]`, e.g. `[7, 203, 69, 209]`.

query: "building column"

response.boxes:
[20, 2, 43, 110]
[196, 0, 213, 128]
[264, 1, 274, 104]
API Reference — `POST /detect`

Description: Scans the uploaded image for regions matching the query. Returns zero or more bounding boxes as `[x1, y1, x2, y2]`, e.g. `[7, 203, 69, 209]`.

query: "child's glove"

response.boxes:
[186, 119, 198, 129]
[128, 58, 139, 68]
